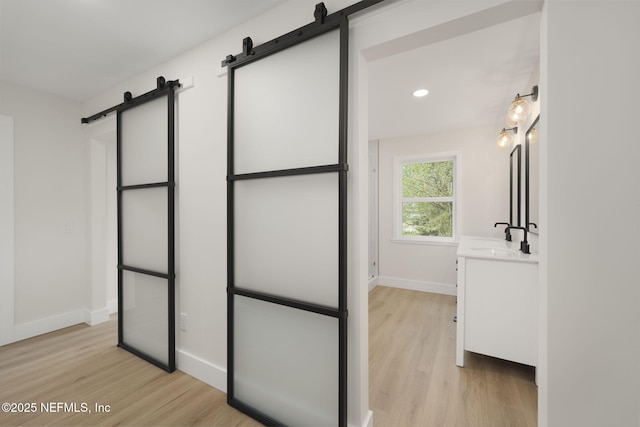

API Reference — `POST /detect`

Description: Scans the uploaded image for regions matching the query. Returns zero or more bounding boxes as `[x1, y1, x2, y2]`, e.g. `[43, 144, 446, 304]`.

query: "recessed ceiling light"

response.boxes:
[413, 89, 429, 97]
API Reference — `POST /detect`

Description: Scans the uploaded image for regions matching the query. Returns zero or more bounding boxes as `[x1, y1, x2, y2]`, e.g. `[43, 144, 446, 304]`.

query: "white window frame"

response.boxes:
[393, 152, 460, 244]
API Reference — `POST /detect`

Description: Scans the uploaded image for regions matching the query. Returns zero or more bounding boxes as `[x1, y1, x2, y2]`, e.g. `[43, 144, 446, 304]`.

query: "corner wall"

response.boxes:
[0, 81, 87, 340]
[545, 2, 640, 426]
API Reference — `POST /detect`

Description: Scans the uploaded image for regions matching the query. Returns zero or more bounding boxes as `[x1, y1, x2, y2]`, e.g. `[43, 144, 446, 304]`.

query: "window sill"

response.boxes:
[391, 238, 459, 247]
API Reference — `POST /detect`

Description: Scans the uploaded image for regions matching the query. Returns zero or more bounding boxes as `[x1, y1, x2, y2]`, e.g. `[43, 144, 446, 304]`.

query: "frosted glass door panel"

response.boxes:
[120, 97, 168, 186]
[122, 271, 168, 365]
[234, 29, 340, 174]
[234, 174, 338, 307]
[122, 188, 167, 273]
[234, 296, 338, 426]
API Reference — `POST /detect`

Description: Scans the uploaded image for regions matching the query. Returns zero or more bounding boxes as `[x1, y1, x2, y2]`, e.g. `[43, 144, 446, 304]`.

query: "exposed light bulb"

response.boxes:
[505, 113, 518, 128]
[496, 130, 513, 149]
[413, 89, 429, 97]
[507, 97, 531, 125]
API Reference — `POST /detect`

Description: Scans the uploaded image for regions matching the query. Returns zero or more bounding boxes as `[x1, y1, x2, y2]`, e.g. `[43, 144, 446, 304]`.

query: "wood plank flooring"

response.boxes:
[0, 318, 260, 427]
[369, 286, 537, 427]
[1, 286, 536, 426]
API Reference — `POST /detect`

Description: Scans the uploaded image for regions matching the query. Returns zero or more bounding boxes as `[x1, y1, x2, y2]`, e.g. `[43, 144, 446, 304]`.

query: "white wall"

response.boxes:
[0, 114, 15, 346]
[377, 125, 509, 293]
[543, 2, 640, 426]
[537, 3, 549, 421]
[0, 81, 87, 340]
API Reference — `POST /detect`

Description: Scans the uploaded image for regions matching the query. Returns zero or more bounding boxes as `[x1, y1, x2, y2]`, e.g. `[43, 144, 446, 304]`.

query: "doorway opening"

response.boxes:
[365, 6, 541, 425]
[89, 117, 118, 323]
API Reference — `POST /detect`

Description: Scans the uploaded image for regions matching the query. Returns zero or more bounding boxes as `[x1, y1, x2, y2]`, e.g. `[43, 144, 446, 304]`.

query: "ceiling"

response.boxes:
[0, 0, 540, 139]
[368, 11, 541, 140]
[0, 0, 288, 101]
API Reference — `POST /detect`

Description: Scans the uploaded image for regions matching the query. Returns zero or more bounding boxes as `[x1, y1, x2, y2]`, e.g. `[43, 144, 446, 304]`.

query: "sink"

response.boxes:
[467, 238, 506, 247]
[469, 247, 518, 257]
[458, 236, 537, 262]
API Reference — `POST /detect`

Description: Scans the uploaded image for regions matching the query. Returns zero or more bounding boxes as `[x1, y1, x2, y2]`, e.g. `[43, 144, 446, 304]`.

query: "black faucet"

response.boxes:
[506, 226, 530, 254]
[494, 222, 512, 241]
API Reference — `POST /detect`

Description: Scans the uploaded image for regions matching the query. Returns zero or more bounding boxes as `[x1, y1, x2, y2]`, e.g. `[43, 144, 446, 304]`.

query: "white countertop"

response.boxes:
[457, 236, 539, 263]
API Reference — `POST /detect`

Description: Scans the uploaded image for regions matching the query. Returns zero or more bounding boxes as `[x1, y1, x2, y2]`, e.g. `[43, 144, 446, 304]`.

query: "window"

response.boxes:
[394, 153, 458, 243]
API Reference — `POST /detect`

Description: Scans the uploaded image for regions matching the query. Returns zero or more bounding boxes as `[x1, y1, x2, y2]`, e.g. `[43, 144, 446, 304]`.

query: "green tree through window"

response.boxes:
[400, 159, 454, 238]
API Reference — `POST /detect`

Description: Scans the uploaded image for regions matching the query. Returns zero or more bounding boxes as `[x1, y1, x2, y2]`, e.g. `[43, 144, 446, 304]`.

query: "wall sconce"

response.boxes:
[507, 85, 538, 125]
[527, 126, 539, 144]
[497, 127, 517, 149]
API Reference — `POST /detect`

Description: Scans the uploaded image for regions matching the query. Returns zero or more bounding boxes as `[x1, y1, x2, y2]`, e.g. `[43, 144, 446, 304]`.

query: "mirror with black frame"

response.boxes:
[525, 115, 540, 234]
[510, 144, 522, 227]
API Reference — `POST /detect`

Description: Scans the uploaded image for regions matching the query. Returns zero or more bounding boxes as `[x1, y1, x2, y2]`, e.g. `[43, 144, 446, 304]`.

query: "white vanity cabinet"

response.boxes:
[456, 236, 538, 368]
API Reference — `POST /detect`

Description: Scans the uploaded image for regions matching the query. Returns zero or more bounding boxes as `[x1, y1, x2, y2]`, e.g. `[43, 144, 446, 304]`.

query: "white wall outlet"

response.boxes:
[63, 221, 73, 233]
[180, 313, 187, 332]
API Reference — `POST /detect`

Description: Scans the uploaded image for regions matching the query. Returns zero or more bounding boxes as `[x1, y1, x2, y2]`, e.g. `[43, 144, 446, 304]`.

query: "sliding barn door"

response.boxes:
[223, 2, 380, 425]
[227, 27, 344, 424]
[116, 80, 178, 372]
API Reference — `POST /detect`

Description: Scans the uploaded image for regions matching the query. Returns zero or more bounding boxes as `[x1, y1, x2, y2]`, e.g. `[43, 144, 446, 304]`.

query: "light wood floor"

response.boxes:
[0, 318, 260, 427]
[1, 287, 536, 426]
[369, 286, 537, 427]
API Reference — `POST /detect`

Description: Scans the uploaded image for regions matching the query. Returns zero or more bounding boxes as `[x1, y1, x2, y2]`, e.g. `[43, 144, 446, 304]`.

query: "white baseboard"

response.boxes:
[84, 307, 110, 326]
[368, 276, 378, 292]
[12, 306, 114, 343]
[177, 349, 227, 392]
[377, 276, 456, 296]
[362, 409, 374, 427]
[13, 310, 84, 342]
[107, 299, 118, 314]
